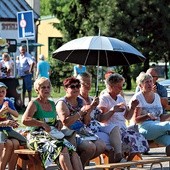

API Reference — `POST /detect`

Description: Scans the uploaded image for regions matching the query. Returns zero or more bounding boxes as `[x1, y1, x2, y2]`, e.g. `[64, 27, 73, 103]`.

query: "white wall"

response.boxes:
[25, 0, 40, 15]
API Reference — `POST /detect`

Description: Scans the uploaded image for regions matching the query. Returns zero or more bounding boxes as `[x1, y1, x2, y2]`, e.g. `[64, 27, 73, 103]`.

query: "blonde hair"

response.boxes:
[2, 53, 10, 61]
[136, 72, 153, 85]
[34, 77, 51, 93]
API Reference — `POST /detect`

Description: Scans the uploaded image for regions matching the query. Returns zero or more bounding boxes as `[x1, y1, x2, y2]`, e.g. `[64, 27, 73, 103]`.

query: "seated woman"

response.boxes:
[77, 72, 125, 163]
[129, 72, 170, 156]
[21, 77, 83, 170]
[56, 77, 106, 167]
[98, 73, 149, 161]
[0, 82, 26, 170]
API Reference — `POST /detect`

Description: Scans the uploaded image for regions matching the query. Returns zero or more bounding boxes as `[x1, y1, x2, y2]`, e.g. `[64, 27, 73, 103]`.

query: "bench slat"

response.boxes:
[85, 157, 170, 170]
[134, 157, 170, 164]
[14, 149, 38, 155]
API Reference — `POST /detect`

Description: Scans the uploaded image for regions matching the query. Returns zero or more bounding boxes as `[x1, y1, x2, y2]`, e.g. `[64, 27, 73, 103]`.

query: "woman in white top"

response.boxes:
[98, 73, 149, 161]
[130, 72, 170, 156]
[77, 72, 125, 163]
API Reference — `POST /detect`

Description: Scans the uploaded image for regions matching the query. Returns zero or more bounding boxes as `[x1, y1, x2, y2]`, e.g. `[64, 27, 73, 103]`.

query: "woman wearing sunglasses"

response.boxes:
[22, 77, 83, 170]
[56, 77, 106, 167]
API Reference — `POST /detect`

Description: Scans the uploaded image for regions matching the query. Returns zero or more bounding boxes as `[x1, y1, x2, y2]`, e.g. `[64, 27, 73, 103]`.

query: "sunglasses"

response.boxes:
[68, 84, 81, 89]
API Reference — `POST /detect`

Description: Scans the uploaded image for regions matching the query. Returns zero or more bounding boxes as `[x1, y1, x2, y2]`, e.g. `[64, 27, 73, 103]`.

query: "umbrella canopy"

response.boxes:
[52, 36, 146, 95]
[52, 36, 145, 66]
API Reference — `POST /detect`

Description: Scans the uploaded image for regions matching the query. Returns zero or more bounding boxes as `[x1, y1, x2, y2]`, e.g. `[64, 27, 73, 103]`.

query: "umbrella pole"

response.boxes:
[96, 26, 100, 96]
[96, 51, 99, 97]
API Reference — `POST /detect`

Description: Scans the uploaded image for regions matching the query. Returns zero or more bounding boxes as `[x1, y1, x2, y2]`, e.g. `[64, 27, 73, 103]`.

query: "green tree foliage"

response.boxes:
[49, 59, 73, 92]
[46, 0, 170, 89]
[110, 0, 170, 70]
[40, 0, 51, 16]
[48, 37, 74, 90]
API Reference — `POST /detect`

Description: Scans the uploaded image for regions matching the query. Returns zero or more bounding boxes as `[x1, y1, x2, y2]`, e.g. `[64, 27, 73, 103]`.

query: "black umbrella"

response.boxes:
[52, 36, 146, 94]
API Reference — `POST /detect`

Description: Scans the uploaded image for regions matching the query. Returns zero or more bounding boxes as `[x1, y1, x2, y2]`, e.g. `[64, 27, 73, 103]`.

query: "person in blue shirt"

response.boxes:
[36, 54, 51, 79]
[73, 65, 86, 77]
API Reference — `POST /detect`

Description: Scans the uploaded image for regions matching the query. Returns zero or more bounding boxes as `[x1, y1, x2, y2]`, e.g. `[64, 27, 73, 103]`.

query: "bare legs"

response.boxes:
[71, 151, 83, 170]
[0, 143, 4, 170]
[77, 140, 96, 167]
[59, 147, 73, 170]
[59, 147, 83, 170]
[8, 139, 20, 170]
[109, 126, 123, 162]
[0, 139, 20, 170]
[92, 140, 106, 158]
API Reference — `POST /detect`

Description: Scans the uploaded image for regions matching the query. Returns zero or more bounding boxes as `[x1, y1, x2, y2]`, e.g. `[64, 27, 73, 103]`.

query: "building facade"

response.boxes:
[0, 0, 40, 55]
[37, 16, 62, 59]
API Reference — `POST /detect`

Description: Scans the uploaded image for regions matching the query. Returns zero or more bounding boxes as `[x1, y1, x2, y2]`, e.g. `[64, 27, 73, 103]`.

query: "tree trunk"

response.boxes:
[122, 66, 131, 90]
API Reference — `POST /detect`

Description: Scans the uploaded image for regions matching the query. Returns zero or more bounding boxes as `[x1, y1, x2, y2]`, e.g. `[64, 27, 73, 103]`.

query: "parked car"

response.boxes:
[159, 79, 170, 104]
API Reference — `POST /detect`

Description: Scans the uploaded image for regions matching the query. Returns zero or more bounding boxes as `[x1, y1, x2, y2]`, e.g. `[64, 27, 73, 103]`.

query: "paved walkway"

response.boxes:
[141, 147, 170, 170]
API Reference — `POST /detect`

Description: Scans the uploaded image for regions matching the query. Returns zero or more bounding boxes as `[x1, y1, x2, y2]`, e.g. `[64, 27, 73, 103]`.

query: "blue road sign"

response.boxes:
[17, 11, 35, 39]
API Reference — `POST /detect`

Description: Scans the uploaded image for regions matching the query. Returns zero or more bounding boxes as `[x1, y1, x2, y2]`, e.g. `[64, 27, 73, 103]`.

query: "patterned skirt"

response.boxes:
[121, 128, 149, 154]
[27, 130, 76, 168]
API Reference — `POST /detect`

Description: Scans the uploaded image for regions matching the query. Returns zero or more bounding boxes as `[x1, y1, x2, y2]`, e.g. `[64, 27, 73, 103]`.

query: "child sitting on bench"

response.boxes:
[0, 82, 26, 170]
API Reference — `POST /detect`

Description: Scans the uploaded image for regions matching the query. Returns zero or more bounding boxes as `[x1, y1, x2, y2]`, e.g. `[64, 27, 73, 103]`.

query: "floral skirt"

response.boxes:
[121, 128, 149, 154]
[27, 130, 76, 168]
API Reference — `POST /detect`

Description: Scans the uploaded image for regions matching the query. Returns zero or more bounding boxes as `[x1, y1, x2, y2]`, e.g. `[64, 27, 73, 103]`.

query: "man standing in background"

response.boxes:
[36, 54, 51, 79]
[18, 45, 34, 108]
[73, 64, 86, 77]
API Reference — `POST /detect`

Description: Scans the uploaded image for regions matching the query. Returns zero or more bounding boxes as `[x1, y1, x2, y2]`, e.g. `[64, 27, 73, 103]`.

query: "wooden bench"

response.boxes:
[85, 157, 170, 170]
[90, 152, 142, 165]
[90, 140, 164, 164]
[148, 140, 164, 148]
[14, 149, 44, 170]
[14, 141, 164, 170]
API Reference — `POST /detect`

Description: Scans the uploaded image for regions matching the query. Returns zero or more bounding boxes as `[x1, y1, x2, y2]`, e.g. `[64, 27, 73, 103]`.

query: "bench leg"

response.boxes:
[16, 157, 27, 170]
[131, 153, 143, 168]
[16, 154, 44, 170]
[150, 162, 163, 170]
[28, 155, 44, 170]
